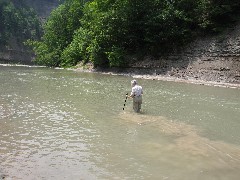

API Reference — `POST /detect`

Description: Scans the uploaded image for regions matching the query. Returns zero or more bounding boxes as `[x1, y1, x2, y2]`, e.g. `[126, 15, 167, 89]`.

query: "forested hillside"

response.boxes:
[24, 0, 64, 21]
[0, 0, 42, 47]
[29, 0, 240, 68]
[0, 0, 61, 64]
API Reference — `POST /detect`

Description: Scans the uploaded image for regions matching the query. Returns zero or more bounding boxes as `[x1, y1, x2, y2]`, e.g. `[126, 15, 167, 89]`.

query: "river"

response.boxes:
[0, 65, 240, 179]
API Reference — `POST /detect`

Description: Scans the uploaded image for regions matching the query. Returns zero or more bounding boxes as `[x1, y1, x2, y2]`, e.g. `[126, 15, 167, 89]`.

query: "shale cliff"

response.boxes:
[128, 23, 240, 85]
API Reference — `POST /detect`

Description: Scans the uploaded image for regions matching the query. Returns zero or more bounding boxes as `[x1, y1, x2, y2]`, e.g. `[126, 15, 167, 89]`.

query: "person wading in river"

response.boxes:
[127, 80, 143, 113]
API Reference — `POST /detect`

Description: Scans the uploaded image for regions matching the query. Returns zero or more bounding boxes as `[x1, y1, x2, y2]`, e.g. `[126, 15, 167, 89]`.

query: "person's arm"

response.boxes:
[127, 88, 135, 98]
[128, 93, 134, 98]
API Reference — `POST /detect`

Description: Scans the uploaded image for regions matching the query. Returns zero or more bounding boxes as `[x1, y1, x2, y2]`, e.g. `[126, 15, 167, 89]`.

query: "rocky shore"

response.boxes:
[74, 23, 240, 89]
[73, 65, 240, 89]
[2, 20, 240, 89]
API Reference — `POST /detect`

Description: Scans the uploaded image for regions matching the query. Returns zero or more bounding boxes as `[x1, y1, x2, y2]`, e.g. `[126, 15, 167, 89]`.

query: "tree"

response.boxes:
[29, 0, 240, 67]
[0, 0, 42, 46]
[29, 0, 85, 66]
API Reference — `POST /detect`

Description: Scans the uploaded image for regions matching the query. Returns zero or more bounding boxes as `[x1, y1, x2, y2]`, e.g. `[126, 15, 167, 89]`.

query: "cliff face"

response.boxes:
[130, 23, 240, 84]
[0, 0, 61, 65]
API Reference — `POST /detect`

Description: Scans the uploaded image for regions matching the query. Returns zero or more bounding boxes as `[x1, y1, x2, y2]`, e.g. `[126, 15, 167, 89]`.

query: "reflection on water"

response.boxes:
[0, 96, 103, 179]
[0, 66, 240, 179]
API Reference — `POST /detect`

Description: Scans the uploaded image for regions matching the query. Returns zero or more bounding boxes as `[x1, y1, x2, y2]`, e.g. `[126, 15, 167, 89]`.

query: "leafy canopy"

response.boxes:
[29, 0, 240, 67]
[0, 0, 42, 46]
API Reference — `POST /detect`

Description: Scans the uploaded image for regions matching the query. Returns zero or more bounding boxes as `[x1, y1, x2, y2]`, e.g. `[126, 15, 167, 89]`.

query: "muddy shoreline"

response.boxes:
[71, 66, 240, 89]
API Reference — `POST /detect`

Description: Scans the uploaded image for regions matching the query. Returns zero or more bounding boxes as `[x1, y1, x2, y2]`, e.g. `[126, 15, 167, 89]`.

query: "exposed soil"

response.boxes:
[73, 64, 240, 89]
[74, 23, 240, 89]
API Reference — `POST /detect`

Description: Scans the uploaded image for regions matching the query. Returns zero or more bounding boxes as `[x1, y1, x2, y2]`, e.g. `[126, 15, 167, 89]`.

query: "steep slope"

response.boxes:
[129, 23, 240, 85]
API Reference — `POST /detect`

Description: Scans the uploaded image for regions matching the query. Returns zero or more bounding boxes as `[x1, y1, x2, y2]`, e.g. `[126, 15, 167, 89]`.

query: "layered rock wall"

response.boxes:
[131, 24, 240, 84]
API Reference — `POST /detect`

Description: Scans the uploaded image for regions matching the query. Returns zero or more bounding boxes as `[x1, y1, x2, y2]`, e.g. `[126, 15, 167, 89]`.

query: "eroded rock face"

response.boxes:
[130, 23, 240, 84]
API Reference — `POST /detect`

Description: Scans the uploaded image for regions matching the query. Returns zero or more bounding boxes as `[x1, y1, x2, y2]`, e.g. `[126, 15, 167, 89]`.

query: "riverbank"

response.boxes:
[0, 63, 239, 89]
[2, 21, 240, 89]
[67, 22, 240, 89]
[72, 23, 240, 89]
[71, 64, 240, 89]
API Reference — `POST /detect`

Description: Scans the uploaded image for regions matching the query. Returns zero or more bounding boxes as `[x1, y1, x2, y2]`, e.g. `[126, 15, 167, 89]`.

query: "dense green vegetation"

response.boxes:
[0, 0, 42, 47]
[29, 0, 240, 67]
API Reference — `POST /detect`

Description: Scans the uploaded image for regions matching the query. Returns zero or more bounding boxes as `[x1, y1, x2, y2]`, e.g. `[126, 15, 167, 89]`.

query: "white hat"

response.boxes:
[131, 79, 137, 85]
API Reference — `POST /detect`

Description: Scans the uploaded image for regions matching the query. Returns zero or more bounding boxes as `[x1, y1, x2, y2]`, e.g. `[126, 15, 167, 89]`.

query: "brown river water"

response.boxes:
[0, 65, 240, 179]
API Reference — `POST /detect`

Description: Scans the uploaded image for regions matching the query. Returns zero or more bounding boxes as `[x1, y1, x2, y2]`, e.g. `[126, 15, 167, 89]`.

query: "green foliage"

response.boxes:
[29, 0, 240, 67]
[106, 46, 125, 67]
[0, 0, 42, 46]
[28, 0, 85, 67]
[74, 0, 130, 67]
